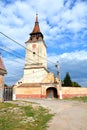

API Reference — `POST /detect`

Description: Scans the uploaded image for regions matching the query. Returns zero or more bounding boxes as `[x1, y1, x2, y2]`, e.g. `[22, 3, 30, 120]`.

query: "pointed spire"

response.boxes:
[36, 13, 38, 23]
[31, 14, 40, 33]
[26, 14, 43, 43]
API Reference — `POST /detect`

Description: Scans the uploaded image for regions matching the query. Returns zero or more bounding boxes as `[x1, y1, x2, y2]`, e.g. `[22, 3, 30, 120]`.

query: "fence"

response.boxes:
[3, 86, 13, 101]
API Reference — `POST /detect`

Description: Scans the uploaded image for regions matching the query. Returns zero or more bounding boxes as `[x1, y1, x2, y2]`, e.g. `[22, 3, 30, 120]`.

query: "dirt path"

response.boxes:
[20, 99, 87, 130]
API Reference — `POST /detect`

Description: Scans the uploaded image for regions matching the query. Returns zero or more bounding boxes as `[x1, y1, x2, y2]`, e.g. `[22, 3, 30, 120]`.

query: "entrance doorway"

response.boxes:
[46, 87, 58, 98]
[3, 87, 13, 101]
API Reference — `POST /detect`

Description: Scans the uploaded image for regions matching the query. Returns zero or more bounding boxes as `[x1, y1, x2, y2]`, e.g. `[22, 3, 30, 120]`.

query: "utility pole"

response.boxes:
[57, 61, 60, 80]
[56, 61, 62, 99]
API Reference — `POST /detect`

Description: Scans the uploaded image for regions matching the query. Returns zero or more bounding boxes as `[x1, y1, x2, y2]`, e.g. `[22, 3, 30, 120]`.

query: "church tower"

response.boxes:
[14, 14, 60, 99]
[23, 14, 48, 83]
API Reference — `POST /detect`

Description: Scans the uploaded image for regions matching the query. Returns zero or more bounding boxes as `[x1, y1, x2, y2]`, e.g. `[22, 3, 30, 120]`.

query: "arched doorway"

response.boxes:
[46, 87, 58, 98]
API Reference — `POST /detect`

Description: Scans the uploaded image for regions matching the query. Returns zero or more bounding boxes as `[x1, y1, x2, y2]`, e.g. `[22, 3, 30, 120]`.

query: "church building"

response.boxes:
[14, 14, 61, 99]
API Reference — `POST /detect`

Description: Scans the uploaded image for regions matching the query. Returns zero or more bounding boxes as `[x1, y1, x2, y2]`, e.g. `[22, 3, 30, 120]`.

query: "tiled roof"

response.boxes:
[18, 83, 41, 88]
[17, 83, 58, 88]
[25, 14, 43, 43]
[31, 23, 41, 33]
[31, 14, 41, 34]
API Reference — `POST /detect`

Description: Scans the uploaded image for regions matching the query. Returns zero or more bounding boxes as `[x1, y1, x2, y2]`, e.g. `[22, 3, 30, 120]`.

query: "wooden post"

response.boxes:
[57, 61, 62, 99]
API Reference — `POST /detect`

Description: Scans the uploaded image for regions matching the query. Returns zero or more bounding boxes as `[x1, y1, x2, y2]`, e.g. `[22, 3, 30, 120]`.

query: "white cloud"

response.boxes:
[59, 50, 87, 61]
[4, 56, 25, 85]
[0, 0, 87, 86]
[59, 43, 71, 50]
[0, 0, 87, 42]
[48, 50, 87, 86]
[48, 50, 87, 63]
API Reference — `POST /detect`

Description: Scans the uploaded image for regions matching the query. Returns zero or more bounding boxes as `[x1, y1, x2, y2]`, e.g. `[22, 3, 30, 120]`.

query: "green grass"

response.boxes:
[0, 101, 53, 130]
[66, 96, 87, 102]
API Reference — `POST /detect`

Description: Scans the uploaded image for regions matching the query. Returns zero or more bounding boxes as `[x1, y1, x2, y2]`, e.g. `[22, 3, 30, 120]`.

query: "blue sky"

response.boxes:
[0, 0, 87, 87]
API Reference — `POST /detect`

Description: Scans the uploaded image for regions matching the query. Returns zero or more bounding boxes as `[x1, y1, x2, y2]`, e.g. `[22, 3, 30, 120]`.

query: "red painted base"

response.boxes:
[16, 94, 87, 99]
[62, 94, 87, 99]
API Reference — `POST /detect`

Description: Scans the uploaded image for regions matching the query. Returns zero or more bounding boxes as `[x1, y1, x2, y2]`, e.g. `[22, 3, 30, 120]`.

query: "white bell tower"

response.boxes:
[23, 14, 48, 83]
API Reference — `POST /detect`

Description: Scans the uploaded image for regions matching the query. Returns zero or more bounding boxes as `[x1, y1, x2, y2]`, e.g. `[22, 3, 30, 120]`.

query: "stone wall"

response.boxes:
[0, 75, 4, 102]
[61, 87, 87, 98]
[15, 87, 44, 99]
[14, 85, 87, 99]
[14, 83, 59, 99]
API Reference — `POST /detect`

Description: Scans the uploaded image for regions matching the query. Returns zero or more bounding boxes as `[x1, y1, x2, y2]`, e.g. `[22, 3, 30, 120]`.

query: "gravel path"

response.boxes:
[19, 99, 87, 130]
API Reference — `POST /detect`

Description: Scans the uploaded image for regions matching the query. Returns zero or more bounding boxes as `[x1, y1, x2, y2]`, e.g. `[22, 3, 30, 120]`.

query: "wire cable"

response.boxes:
[0, 47, 56, 74]
[0, 32, 56, 65]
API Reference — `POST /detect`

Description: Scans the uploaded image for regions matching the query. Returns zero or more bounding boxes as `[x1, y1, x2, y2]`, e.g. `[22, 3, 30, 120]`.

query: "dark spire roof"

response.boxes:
[26, 14, 43, 43]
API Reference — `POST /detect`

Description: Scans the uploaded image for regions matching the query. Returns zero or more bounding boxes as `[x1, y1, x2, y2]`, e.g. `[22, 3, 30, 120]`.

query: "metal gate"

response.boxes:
[3, 86, 13, 101]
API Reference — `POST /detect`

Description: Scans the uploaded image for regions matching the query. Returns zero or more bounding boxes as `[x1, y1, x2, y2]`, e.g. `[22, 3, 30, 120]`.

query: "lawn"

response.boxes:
[0, 101, 53, 130]
[66, 96, 87, 102]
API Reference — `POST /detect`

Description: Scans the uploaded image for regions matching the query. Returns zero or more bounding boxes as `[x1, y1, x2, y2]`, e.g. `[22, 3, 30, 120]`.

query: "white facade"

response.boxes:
[25, 41, 47, 69]
[24, 40, 48, 83]
[24, 68, 48, 83]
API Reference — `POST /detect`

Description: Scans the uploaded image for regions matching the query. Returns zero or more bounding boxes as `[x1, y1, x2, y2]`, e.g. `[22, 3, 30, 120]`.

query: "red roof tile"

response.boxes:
[31, 14, 41, 34]
[18, 83, 41, 88]
[25, 14, 43, 43]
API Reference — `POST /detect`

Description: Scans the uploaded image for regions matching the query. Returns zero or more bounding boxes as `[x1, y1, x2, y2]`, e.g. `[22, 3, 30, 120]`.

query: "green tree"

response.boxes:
[72, 81, 81, 87]
[4, 84, 8, 87]
[62, 72, 72, 87]
[62, 72, 81, 87]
